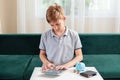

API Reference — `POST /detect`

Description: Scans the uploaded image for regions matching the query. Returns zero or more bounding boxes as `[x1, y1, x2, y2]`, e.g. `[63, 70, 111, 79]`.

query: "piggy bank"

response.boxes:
[75, 62, 85, 72]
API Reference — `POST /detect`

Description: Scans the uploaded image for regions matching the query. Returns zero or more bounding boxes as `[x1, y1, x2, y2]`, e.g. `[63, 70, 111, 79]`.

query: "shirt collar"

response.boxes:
[64, 28, 68, 36]
[51, 27, 68, 37]
[51, 29, 55, 37]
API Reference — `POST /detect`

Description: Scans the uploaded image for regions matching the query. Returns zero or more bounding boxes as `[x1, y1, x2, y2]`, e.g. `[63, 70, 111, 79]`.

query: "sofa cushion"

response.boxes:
[83, 54, 120, 78]
[0, 55, 32, 80]
[24, 55, 42, 80]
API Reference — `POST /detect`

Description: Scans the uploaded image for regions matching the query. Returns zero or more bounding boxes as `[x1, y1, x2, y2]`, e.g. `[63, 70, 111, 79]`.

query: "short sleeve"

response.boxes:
[39, 34, 46, 51]
[74, 33, 82, 50]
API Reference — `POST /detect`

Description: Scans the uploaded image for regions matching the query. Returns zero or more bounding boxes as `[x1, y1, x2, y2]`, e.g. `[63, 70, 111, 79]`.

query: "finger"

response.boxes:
[60, 66, 64, 70]
[44, 66, 49, 71]
[51, 64, 55, 67]
[56, 66, 63, 70]
[55, 66, 60, 70]
[42, 66, 46, 72]
[47, 64, 52, 68]
[50, 64, 55, 69]
[47, 63, 55, 69]
[63, 67, 67, 70]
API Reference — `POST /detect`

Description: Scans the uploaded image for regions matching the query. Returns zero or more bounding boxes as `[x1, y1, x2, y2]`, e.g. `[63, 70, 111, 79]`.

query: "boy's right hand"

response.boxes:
[42, 62, 55, 72]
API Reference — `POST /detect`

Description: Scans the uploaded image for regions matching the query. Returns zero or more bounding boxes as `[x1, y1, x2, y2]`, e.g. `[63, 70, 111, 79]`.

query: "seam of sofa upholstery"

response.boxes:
[0, 55, 33, 80]
[22, 55, 34, 80]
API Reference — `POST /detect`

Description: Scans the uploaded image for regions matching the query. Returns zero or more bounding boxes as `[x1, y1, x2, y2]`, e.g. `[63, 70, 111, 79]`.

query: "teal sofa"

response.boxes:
[0, 34, 120, 80]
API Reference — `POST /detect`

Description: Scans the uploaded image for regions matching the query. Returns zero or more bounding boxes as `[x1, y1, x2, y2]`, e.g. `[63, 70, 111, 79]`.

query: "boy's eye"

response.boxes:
[56, 23, 60, 25]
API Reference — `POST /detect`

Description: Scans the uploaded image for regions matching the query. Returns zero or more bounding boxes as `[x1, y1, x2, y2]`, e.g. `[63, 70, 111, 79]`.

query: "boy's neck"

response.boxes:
[53, 26, 66, 38]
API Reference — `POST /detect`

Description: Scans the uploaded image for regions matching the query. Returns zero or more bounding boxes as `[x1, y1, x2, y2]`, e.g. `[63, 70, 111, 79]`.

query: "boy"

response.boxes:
[39, 3, 83, 72]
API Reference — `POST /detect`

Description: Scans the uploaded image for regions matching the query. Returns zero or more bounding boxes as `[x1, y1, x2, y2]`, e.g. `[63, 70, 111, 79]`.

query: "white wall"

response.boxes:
[0, 0, 17, 33]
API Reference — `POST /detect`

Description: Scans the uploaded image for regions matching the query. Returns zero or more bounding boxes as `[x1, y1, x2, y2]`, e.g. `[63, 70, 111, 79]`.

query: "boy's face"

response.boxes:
[49, 18, 66, 31]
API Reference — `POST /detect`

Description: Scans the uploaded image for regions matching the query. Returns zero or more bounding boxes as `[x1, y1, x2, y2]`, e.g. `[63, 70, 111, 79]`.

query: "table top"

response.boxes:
[30, 67, 104, 80]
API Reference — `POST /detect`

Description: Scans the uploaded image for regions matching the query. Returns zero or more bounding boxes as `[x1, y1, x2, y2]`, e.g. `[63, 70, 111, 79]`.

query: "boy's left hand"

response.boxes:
[55, 64, 69, 70]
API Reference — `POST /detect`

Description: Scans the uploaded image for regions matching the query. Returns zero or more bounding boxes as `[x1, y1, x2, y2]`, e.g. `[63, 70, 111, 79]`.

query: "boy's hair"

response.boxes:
[46, 3, 65, 23]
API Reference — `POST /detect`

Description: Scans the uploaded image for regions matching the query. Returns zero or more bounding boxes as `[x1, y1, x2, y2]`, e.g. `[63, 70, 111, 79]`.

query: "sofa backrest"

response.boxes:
[80, 34, 120, 54]
[0, 34, 41, 55]
[0, 34, 120, 55]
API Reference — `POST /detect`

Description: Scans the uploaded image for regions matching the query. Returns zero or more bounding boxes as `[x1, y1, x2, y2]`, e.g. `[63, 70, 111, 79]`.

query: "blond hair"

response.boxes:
[46, 3, 65, 23]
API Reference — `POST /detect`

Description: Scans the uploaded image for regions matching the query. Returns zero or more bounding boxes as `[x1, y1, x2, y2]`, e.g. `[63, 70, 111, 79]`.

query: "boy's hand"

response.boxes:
[55, 64, 69, 70]
[42, 62, 55, 72]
